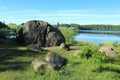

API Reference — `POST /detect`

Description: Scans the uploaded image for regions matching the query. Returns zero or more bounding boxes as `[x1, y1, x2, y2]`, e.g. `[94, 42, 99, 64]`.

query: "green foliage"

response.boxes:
[80, 24, 120, 30]
[0, 21, 8, 28]
[0, 22, 120, 80]
[53, 23, 120, 31]
[80, 45, 99, 59]
[0, 30, 6, 39]
[0, 41, 120, 80]
[100, 42, 113, 47]
[8, 24, 21, 34]
[80, 45, 107, 63]
[59, 27, 77, 45]
[112, 41, 120, 47]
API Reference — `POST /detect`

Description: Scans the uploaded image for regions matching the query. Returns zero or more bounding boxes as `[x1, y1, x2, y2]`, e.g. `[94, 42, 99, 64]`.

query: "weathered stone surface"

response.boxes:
[60, 43, 70, 51]
[45, 52, 67, 68]
[31, 58, 58, 71]
[99, 46, 112, 53]
[27, 44, 41, 52]
[99, 46, 116, 57]
[60, 43, 66, 49]
[18, 20, 65, 47]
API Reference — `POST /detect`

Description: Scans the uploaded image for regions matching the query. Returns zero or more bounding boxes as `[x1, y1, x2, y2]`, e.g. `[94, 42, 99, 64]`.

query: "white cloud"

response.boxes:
[1, 9, 120, 24]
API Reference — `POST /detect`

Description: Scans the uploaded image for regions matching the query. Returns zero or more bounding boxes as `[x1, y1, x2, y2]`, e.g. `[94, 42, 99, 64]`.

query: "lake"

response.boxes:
[74, 30, 120, 44]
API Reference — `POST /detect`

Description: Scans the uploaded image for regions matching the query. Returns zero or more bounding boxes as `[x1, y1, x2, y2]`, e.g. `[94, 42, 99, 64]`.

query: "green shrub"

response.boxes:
[112, 41, 120, 47]
[59, 27, 76, 45]
[0, 30, 6, 39]
[80, 45, 98, 59]
[92, 52, 106, 63]
[100, 42, 113, 47]
[80, 45, 107, 63]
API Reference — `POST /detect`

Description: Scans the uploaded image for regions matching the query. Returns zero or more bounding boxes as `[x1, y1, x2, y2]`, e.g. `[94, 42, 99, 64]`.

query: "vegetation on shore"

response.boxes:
[54, 23, 120, 30]
[0, 21, 120, 80]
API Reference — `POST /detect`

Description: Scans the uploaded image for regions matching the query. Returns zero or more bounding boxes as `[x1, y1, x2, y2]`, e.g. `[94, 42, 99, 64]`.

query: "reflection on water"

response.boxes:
[80, 30, 120, 33]
[74, 30, 120, 44]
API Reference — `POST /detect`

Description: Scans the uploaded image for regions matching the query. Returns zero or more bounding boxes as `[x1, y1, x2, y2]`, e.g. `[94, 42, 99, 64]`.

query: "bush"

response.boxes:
[0, 30, 6, 39]
[0, 21, 7, 28]
[59, 27, 76, 45]
[80, 45, 106, 62]
[112, 41, 120, 47]
[80, 45, 98, 59]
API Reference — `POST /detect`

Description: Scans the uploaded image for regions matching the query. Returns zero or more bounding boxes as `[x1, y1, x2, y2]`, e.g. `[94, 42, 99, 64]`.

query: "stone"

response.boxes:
[99, 46, 116, 57]
[45, 52, 67, 68]
[27, 44, 41, 52]
[31, 58, 58, 71]
[99, 46, 113, 53]
[18, 20, 65, 47]
[60, 43, 70, 51]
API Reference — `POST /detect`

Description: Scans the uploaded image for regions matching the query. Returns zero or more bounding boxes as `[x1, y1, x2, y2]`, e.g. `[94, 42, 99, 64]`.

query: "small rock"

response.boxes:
[60, 43, 70, 51]
[99, 46, 113, 53]
[27, 44, 41, 52]
[99, 46, 116, 57]
[60, 43, 66, 49]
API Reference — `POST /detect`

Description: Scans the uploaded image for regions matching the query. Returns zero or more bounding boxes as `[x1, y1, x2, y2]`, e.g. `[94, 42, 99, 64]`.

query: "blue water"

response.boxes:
[74, 30, 120, 44]
[80, 30, 120, 33]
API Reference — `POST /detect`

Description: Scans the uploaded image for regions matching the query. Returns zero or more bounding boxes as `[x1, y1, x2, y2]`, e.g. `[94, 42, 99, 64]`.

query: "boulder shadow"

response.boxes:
[92, 65, 120, 74]
[0, 48, 48, 72]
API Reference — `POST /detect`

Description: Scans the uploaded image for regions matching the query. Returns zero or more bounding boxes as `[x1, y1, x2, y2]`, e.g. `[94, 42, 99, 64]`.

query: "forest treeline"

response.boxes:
[1, 21, 120, 31]
[53, 23, 120, 30]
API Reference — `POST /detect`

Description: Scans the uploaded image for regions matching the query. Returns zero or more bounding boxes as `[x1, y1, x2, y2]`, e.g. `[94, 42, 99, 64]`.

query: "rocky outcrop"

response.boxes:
[18, 20, 65, 47]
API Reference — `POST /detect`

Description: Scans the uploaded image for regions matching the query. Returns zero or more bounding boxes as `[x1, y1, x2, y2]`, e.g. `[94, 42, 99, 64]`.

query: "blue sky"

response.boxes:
[0, 0, 120, 25]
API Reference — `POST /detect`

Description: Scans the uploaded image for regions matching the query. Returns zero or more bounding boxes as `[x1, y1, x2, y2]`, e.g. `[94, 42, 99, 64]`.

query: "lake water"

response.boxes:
[7, 35, 16, 39]
[74, 30, 120, 44]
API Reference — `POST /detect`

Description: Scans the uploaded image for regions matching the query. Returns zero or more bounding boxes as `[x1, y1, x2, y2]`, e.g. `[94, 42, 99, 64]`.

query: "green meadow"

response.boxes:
[0, 25, 120, 80]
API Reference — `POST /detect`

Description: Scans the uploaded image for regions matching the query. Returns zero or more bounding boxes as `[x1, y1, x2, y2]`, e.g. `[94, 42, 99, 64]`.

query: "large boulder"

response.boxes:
[18, 20, 65, 47]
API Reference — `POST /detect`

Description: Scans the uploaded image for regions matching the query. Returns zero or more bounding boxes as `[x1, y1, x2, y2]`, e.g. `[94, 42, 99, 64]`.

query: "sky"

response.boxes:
[0, 0, 120, 25]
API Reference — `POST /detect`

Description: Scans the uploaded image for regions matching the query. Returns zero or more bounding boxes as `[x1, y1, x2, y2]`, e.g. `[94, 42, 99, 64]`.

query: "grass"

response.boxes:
[0, 40, 120, 80]
[0, 27, 120, 80]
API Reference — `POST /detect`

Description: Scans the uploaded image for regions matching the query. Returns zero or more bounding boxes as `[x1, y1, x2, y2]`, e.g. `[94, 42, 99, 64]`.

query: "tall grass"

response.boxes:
[59, 27, 77, 45]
